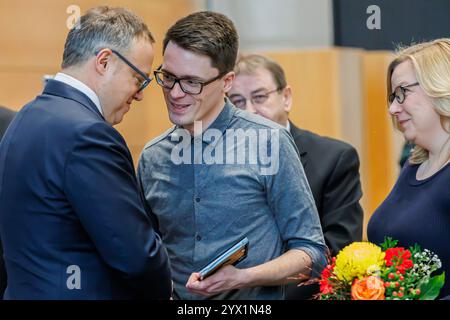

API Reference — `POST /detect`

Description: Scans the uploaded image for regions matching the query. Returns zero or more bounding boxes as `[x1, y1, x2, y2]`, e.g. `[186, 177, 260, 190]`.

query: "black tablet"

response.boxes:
[198, 237, 249, 280]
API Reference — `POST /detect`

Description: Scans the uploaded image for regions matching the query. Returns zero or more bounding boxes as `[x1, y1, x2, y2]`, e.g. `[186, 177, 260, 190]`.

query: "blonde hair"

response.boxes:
[386, 38, 450, 164]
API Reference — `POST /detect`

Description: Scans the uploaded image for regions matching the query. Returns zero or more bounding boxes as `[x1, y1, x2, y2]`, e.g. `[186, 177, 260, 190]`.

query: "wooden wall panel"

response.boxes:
[336, 49, 368, 218]
[0, 70, 56, 111]
[0, 0, 201, 165]
[263, 50, 341, 138]
[362, 51, 403, 236]
[0, 0, 201, 68]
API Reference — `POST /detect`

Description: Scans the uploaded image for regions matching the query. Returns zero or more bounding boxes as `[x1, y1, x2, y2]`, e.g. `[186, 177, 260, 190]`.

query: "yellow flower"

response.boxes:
[334, 242, 385, 282]
[366, 264, 381, 275]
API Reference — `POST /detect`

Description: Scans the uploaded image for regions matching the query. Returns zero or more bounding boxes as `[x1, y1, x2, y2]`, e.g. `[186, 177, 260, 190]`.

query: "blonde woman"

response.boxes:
[368, 38, 450, 299]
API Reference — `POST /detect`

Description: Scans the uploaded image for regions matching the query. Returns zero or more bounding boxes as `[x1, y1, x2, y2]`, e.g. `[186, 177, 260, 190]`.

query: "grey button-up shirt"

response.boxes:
[137, 101, 326, 300]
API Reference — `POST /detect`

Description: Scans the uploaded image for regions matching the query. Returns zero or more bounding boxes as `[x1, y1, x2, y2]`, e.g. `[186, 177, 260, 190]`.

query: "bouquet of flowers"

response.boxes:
[317, 237, 445, 300]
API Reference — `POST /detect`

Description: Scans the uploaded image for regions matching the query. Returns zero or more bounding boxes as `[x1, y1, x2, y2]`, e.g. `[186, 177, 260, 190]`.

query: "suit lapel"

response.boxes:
[289, 121, 308, 170]
[43, 79, 104, 120]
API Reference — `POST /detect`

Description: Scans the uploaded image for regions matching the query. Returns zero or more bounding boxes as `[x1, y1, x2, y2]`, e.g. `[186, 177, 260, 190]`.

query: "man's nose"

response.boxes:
[169, 82, 186, 99]
[133, 89, 144, 101]
[245, 99, 258, 114]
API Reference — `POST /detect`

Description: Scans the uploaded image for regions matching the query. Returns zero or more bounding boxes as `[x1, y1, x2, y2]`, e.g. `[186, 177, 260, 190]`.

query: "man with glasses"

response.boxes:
[0, 6, 171, 299]
[228, 54, 364, 299]
[137, 11, 327, 300]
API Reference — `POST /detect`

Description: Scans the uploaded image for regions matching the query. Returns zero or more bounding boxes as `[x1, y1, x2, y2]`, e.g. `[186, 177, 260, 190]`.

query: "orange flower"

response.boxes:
[351, 276, 385, 300]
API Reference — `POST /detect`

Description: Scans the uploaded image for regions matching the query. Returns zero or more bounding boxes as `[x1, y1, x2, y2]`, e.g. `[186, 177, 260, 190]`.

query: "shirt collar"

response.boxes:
[204, 98, 236, 138]
[53, 72, 103, 115]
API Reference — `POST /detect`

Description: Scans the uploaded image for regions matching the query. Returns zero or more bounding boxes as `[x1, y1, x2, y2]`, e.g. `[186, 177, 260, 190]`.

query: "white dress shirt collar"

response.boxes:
[53, 72, 103, 116]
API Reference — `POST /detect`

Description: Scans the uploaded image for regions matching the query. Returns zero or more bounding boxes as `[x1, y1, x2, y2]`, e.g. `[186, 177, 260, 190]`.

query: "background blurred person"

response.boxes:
[0, 105, 16, 299]
[0, 106, 16, 139]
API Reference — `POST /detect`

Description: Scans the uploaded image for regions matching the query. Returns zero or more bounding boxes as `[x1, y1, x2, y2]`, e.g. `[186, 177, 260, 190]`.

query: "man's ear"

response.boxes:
[223, 71, 235, 93]
[282, 85, 293, 113]
[94, 49, 113, 75]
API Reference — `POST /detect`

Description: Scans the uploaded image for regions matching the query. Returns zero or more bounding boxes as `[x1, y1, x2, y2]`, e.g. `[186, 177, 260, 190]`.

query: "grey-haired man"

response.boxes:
[0, 7, 171, 299]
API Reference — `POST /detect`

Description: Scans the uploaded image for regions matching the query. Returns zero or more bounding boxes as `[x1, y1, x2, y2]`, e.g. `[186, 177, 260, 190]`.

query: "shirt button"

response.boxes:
[195, 197, 200, 202]
[196, 235, 202, 241]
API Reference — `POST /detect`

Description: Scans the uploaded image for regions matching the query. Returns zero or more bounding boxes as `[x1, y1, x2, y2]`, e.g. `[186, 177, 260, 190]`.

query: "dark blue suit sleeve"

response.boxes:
[0, 236, 6, 299]
[64, 122, 172, 299]
[136, 159, 161, 237]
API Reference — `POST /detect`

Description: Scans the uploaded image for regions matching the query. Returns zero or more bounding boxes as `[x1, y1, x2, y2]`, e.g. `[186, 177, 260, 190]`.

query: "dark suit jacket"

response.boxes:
[0, 106, 16, 299]
[285, 122, 363, 300]
[0, 80, 171, 299]
[0, 107, 16, 139]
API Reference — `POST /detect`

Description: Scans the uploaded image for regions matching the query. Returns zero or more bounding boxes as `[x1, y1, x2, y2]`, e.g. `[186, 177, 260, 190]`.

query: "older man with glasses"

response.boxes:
[0, 6, 171, 299]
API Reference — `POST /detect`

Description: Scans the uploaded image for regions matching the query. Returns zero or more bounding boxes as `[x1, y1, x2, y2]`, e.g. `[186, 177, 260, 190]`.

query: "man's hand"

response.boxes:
[186, 249, 315, 297]
[186, 265, 248, 297]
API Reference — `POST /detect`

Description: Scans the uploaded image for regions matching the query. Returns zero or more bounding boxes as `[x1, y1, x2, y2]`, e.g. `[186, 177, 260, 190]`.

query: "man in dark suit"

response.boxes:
[0, 106, 16, 299]
[0, 107, 15, 139]
[0, 6, 171, 299]
[228, 54, 363, 299]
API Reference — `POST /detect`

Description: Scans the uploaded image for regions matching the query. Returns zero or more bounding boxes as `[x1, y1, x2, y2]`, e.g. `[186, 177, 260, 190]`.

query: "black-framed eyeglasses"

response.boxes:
[95, 49, 152, 93]
[228, 88, 282, 109]
[388, 82, 419, 104]
[153, 65, 225, 95]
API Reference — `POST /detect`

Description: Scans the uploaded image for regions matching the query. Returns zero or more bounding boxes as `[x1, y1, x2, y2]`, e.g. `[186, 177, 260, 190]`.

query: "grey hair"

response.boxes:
[235, 54, 287, 90]
[62, 6, 154, 69]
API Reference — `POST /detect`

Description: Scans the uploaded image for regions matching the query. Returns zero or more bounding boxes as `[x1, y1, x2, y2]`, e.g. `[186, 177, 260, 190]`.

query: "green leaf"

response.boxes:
[380, 236, 398, 251]
[419, 272, 445, 300]
[408, 243, 422, 257]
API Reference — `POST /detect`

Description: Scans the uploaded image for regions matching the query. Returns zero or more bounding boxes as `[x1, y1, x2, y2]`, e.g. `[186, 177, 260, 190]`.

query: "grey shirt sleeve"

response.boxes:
[264, 129, 328, 277]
